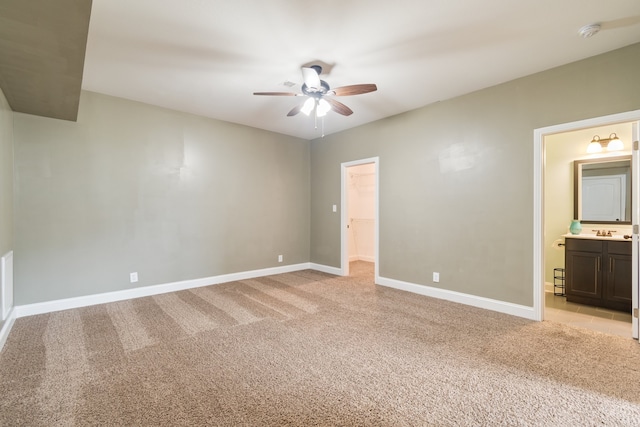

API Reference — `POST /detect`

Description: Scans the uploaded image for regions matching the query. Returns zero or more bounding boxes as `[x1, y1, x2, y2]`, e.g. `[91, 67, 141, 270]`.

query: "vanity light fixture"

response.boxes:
[586, 133, 624, 153]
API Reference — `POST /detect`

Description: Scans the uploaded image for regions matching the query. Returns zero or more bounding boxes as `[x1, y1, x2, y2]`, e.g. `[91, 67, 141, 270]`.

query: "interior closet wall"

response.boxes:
[347, 163, 375, 262]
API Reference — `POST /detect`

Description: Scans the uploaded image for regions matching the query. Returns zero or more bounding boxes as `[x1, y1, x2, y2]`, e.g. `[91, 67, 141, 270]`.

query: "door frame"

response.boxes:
[534, 109, 640, 339]
[341, 157, 379, 281]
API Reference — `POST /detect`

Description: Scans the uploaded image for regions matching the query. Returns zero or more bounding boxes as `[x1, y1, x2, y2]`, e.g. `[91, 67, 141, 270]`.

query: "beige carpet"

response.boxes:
[2, 262, 640, 426]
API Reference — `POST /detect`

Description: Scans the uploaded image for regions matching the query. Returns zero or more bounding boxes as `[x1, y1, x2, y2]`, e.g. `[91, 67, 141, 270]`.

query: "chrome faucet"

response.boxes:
[592, 229, 616, 237]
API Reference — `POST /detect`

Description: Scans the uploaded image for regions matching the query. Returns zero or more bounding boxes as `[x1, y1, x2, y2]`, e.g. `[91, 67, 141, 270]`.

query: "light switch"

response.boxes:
[332, 204, 337, 212]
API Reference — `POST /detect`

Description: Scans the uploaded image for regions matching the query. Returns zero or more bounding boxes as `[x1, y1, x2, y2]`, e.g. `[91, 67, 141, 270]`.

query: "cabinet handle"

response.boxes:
[610, 257, 614, 273]
[597, 257, 601, 271]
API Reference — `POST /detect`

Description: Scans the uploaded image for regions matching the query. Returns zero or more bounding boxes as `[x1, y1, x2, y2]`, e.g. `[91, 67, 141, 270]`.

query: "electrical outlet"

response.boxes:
[432, 272, 440, 283]
[278, 255, 283, 263]
[130, 272, 138, 283]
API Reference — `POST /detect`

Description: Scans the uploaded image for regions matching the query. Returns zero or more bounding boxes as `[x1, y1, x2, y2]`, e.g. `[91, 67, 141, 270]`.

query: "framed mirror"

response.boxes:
[574, 155, 632, 224]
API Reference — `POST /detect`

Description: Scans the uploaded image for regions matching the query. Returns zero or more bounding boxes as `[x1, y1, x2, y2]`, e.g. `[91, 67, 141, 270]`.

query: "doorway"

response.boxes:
[534, 110, 640, 339]
[341, 157, 379, 281]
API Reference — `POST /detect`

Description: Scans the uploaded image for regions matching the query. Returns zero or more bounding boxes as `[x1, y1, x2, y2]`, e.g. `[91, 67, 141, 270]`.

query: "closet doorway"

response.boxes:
[341, 157, 379, 280]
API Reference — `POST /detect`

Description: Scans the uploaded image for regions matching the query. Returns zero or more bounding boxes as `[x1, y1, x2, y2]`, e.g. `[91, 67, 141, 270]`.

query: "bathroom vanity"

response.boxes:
[564, 235, 632, 312]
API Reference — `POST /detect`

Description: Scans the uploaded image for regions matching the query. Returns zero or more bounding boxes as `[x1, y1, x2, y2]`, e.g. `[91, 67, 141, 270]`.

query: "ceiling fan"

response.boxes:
[253, 65, 377, 118]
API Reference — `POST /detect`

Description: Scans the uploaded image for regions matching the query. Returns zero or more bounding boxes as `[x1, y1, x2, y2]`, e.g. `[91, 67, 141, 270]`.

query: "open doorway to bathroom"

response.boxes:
[541, 119, 637, 338]
[534, 110, 640, 338]
[341, 157, 379, 281]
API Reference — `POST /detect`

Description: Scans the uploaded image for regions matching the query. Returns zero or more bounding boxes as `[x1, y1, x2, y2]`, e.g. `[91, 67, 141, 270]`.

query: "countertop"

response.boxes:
[563, 233, 632, 242]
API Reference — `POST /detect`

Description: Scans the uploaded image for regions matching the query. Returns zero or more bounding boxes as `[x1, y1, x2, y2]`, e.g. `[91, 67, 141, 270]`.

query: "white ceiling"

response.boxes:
[82, 0, 640, 140]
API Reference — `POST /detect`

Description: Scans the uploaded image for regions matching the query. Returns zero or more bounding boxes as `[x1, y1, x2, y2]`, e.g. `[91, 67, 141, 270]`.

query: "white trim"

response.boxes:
[1, 250, 13, 321]
[533, 109, 640, 325]
[632, 121, 640, 340]
[533, 128, 544, 321]
[0, 307, 16, 352]
[378, 276, 536, 320]
[309, 263, 342, 276]
[341, 157, 380, 282]
[14, 263, 312, 318]
[349, 255, 375, 262]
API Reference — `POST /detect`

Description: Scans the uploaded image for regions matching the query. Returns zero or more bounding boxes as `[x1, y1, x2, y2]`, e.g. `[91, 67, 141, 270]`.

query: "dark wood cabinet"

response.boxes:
[565, 237, 631, 312]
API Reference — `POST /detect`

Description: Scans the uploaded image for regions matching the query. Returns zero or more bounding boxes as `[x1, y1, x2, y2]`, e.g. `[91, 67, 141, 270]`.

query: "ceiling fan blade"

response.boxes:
[253, 92, 298, 96]
[301, 67, 321, 90]
[330, 84, 377, 96]
[324, 97, 353, 116]
[287, 104, 303, 117]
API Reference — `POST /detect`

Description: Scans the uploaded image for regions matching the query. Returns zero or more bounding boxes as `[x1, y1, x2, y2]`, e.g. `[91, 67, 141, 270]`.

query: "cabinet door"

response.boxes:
[605, 253, 632, 311]
[566, 251, 602, 301]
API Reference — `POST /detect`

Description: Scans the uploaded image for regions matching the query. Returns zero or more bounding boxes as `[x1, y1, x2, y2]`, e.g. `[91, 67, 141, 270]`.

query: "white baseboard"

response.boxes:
[309, 263, 342, 276]
[0, 307, 16, 353]
[14, 263, 312, 318]
[377, 276, 536, 320]
[1, 250, 13, 321]
[348, 255, 374, 262]
[5, 263, 535, 348]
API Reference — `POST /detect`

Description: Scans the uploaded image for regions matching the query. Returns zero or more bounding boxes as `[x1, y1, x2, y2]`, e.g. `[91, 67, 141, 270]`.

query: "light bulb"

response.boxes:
[607, 133, 624, 151]
[316, 99, 331, 117]
[586, 141, 602, 153]
[300, 98, 315, 116]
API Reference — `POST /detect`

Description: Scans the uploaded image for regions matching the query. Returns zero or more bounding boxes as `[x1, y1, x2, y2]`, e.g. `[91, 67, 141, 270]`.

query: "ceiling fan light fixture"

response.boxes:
[301, 98, 315, 116]
[316, 99, 331, 117]
[254, 65, 377, 123]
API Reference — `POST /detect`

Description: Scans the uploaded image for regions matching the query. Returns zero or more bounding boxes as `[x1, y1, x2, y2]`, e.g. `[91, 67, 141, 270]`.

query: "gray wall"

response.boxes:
[0, 87, 13, 258]
[310, 43, 640, 307]
[10, 43, 640, 309]
[0, 86, 13, 333]
[13, 91, 310, 305]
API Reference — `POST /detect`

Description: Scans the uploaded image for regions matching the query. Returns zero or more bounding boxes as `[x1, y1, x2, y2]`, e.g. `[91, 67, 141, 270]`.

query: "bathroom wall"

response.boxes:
[544, 123, 633, 283]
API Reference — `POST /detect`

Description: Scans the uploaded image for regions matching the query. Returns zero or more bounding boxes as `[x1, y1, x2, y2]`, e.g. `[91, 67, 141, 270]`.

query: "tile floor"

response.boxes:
[544, 286, 632, 338]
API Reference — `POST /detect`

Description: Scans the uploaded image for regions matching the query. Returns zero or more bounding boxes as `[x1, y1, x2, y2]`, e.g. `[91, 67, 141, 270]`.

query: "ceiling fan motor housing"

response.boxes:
[302, 80, 330, 97]
[309, 65, 323, 74]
